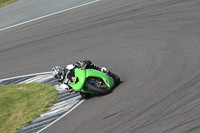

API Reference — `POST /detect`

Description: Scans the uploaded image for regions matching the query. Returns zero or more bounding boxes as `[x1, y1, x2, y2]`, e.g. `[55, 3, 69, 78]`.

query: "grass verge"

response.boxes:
[0, 0, 19, 7]
[0, 83, 58, 133]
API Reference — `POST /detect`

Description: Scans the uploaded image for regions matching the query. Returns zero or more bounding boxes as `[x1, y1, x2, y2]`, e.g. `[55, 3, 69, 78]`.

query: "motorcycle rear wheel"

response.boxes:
[110, 72, 120, 86]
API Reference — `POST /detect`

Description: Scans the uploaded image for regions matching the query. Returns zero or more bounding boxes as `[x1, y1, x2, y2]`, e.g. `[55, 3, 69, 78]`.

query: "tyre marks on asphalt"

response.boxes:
[0, 72, 82, 133]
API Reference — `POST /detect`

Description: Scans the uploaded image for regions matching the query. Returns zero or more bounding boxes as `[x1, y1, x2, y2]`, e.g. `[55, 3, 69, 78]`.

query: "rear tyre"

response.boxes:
[80, 92, 90, 99]
[110, 73, 120, 86]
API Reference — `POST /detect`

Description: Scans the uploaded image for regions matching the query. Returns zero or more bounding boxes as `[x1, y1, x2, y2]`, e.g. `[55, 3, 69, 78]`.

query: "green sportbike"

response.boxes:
[67, 68, 120, 99]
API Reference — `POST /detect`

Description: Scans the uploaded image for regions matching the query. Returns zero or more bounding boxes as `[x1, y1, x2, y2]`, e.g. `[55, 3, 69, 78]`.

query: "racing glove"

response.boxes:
[101, 67, 108, 73]
[100, 67, 112, 76]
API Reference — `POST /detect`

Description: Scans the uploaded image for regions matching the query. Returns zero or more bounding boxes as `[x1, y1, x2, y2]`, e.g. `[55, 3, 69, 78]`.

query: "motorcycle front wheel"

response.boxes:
[80, 91, 90, 99]
[86, 82, 112, 94]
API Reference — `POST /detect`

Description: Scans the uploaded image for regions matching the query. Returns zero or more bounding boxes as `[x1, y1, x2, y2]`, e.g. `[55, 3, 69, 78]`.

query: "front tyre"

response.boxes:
[80, 91, 90, 99]
[87, 83, 112, 94]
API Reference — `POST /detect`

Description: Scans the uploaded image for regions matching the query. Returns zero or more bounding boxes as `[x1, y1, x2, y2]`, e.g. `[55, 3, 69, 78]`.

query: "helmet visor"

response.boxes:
[55, 73, 61, 79]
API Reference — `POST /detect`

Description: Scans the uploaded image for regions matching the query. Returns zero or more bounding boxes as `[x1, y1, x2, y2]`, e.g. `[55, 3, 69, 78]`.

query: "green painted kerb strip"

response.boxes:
[0, 0, 19, 7]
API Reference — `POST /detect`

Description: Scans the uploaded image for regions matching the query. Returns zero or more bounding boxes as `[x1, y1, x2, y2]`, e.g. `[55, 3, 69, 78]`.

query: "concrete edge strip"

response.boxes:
[19, 74, 52, 84]
[0, 0, 100, 32]
[0, 71, 51, 82]
[36, 99, 85, 133]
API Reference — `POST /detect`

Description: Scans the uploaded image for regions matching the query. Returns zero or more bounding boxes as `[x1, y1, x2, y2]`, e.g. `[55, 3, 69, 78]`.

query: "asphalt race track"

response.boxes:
[1, 0, 200, 132]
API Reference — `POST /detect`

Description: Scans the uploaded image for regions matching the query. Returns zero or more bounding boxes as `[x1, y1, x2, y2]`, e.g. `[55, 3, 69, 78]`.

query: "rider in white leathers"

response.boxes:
[51, 60, 109, 94]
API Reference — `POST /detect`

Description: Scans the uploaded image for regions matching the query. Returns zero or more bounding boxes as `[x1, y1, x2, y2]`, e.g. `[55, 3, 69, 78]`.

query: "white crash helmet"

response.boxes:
[51, 66, 63, 79]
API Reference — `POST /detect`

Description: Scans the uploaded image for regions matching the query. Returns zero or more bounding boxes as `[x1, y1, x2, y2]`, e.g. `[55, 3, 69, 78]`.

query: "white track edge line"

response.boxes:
[0, 0, 100, 32]
[36, 99, 85, 133]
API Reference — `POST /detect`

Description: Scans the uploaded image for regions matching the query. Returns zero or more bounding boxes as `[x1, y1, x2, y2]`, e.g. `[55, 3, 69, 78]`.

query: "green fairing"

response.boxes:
[71, 68, 115, 93]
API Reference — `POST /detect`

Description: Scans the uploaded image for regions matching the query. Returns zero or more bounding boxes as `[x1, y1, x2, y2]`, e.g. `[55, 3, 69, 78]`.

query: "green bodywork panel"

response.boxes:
[71, 68, 114, 93]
